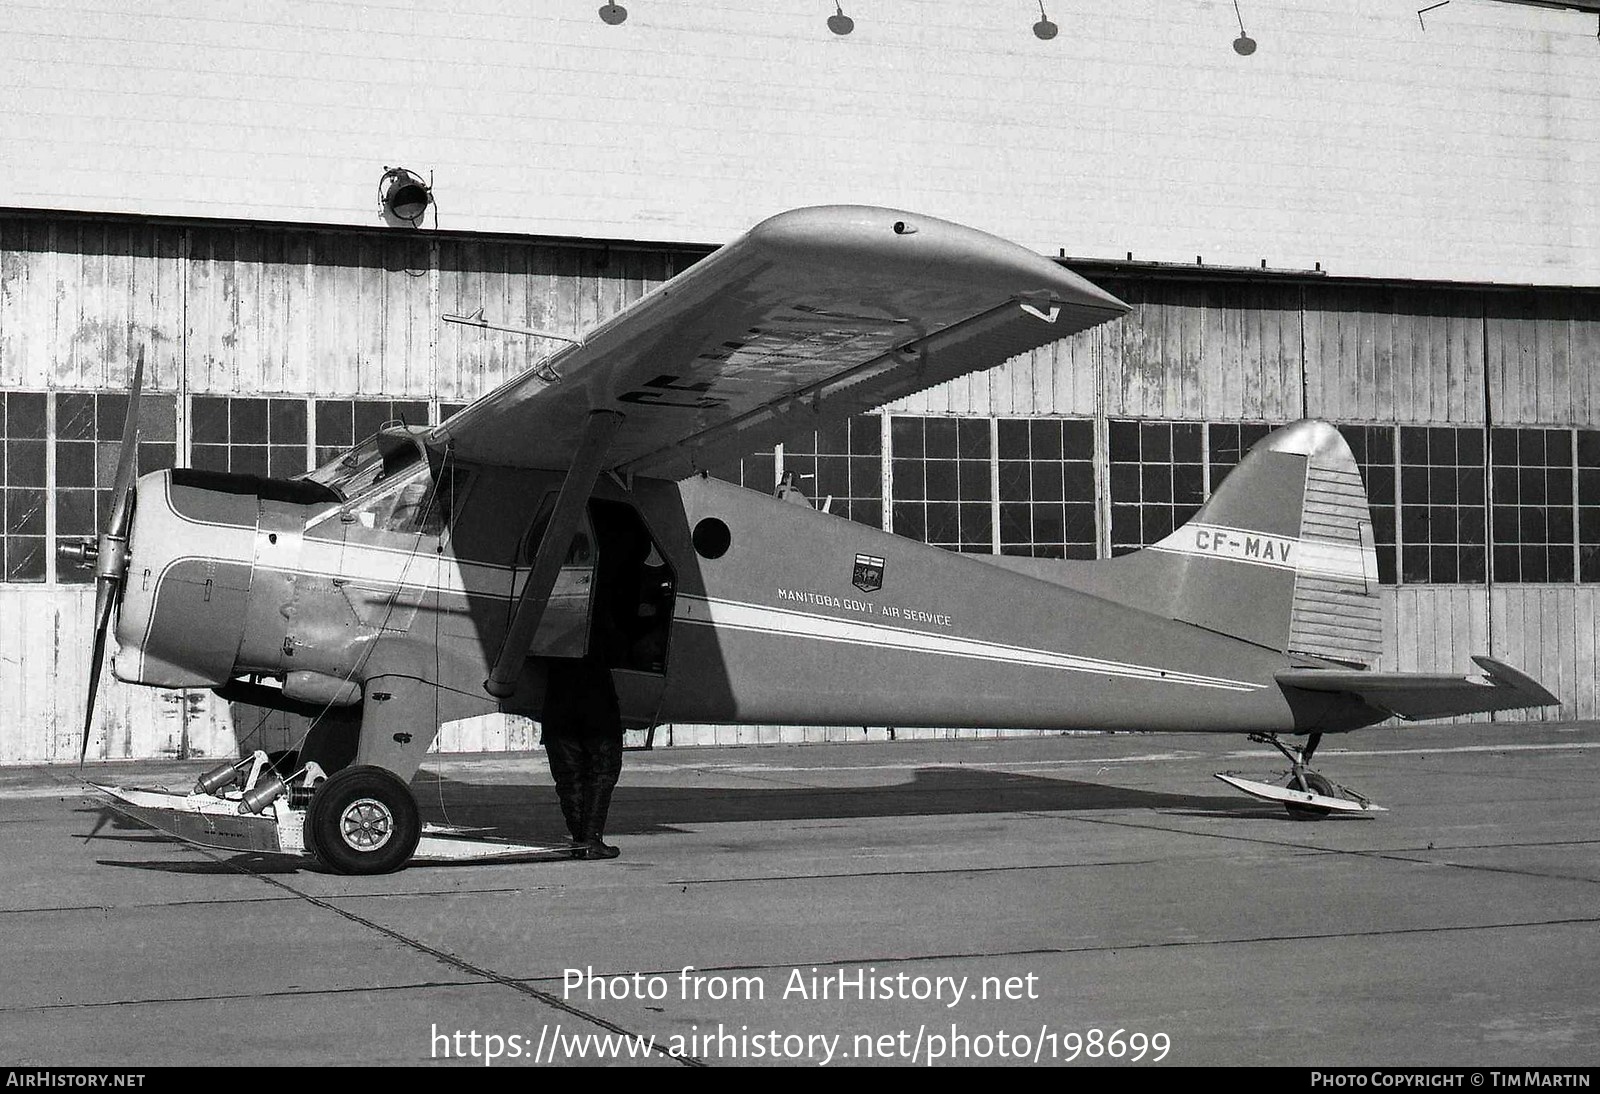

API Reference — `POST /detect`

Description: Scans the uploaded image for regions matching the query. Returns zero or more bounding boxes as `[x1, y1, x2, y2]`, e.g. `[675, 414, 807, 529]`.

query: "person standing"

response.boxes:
[541, 654, 624, 859]
[539, 504, 648, 860]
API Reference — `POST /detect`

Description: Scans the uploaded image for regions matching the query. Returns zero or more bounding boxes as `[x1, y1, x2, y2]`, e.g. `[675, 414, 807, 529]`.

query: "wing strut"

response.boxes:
[484, 410, 623, 698]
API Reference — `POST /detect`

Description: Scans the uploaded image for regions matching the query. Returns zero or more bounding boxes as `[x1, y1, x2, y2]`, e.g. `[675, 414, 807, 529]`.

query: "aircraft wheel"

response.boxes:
[306, 766, 420, 874]
[1284, 771, 1336, 821]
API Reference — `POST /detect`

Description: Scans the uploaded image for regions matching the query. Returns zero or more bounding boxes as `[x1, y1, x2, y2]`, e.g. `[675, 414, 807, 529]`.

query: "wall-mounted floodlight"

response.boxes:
[379, 167, 432, 227]
[827, 3, 854, 34]
[1033, 1, 1058, 40]
[1232, 0, 1257, 54]
[599, 3, 627, 24]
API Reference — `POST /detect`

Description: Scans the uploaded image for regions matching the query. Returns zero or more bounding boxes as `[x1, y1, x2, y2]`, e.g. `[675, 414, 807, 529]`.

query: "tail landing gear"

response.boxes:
[1258, 733, 1336, 820]
[1213, 732, 1387, 818]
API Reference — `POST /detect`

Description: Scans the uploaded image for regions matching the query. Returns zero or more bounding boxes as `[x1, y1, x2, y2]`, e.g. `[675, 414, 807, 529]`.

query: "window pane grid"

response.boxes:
[54, 392, 178, 584]
[10, 396, 1598, 592]
[997, 417, 1096, 560]
[314, 399, 430, 465]
[1398, 425, 1487, 584]
[191, 395, 309, 479]
[1491, 426, 1575, 584]
[1578, 429, 1600, 583]
[707, 451, 777, 495]
[2, 392, 48, 582]
[1108, 419, 1204, 557]
[784, 414, 883, 530]
[890, 416, 990, 552]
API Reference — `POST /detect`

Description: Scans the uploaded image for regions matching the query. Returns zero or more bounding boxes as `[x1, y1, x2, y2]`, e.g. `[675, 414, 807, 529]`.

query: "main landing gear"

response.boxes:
[1213, 732, 1386, 818]
[95, 751, 572, 873]
[303, 766, 422, 875]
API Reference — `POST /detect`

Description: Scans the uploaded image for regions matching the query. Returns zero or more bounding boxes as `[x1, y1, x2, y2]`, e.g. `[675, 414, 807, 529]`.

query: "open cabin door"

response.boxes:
[590, 500, 676, 728]
[520, 498, 598, 660]
[521, 497, 675, 725]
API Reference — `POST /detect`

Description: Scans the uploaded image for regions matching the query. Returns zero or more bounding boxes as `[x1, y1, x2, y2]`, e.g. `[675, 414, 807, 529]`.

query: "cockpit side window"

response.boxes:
[330, 461, 466, 537]
[343, 468, 429, 534]
[304, 429, 426, 501]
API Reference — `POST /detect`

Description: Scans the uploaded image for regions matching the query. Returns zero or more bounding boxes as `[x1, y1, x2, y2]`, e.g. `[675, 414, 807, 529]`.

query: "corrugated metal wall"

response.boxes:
[4, 212, 1600, 764]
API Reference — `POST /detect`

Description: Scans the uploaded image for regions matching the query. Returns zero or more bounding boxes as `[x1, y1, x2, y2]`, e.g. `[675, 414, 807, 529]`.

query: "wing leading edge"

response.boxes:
[432, 206, 1129, 477]
[1278, 656, 1559, 721]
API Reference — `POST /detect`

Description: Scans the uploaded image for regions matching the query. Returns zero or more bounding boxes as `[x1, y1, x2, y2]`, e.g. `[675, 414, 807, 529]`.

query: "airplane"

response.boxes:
[65, 205, 1559, 874]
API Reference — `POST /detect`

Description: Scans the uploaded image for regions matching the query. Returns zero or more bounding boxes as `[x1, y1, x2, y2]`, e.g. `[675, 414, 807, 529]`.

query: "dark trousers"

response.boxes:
[541, 661, 624, 842]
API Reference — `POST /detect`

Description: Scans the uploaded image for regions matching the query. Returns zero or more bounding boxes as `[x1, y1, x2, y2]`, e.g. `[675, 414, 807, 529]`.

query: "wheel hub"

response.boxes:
[339, 797, 395, 851]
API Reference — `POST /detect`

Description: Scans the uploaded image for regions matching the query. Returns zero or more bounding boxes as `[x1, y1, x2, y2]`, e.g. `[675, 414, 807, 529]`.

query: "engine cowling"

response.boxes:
[113, 469, 258, 687]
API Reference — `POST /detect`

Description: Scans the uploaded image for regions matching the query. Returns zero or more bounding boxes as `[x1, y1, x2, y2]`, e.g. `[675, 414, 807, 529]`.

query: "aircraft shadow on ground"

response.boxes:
[410, 765, 1275, 841]
[76, 767, 1286, 873]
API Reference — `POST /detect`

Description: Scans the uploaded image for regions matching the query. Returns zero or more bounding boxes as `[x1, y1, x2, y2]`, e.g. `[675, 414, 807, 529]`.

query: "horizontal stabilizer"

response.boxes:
[1277, 656, 1559, 721]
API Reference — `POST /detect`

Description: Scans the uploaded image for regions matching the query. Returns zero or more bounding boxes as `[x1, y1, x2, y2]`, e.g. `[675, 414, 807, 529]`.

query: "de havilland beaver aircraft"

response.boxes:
[70, 206, 1558, 874]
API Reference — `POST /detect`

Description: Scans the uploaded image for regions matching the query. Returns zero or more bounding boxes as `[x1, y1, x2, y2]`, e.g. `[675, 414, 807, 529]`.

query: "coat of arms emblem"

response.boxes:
[852, 553, 884, 593]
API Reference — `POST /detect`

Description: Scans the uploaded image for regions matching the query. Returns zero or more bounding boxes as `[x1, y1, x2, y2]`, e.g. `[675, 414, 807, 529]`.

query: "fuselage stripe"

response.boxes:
[675, 594, 1263, 692]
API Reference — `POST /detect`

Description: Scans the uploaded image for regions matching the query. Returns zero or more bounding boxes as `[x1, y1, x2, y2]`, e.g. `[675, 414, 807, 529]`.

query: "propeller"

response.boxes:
[62, 350, 143, 762]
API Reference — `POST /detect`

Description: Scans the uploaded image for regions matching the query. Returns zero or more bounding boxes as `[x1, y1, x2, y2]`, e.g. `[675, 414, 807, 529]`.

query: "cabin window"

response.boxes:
[336, 462, 463, 537]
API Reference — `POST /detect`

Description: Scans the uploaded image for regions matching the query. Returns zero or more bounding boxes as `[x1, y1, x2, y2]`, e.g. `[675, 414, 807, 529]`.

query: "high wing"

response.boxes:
[431, 206, 1129, 478]
[1278, 656, 1559, 721]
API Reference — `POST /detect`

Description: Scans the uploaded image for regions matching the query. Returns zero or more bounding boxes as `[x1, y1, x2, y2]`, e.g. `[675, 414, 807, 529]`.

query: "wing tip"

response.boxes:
[1470, 655, 1561, 708]
[746, 205, 1129, 314]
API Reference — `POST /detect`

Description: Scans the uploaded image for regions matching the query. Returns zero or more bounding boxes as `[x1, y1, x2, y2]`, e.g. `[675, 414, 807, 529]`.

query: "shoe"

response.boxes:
[584, 836, 620, 860]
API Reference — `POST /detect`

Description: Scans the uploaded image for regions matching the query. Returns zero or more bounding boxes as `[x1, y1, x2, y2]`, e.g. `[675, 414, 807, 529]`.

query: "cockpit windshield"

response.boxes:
[303, 428, 426, 501]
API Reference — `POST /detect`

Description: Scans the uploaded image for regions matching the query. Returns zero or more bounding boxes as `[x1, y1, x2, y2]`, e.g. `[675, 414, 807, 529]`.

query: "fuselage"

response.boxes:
[112, 437, 1376, 738]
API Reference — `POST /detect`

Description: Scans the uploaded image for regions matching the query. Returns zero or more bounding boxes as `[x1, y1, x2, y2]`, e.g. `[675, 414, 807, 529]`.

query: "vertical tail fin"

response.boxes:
[1135, 420, 1382, 664]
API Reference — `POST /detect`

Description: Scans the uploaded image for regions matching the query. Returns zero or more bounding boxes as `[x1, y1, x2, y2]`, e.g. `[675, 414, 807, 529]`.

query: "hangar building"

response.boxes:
[1, 0, 1597, 762]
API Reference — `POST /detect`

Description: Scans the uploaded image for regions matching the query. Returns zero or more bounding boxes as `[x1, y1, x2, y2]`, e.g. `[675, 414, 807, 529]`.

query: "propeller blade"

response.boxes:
[108, 349, 144, 538]
[80, 351, 143, 763]
[81, 582, 116, 762]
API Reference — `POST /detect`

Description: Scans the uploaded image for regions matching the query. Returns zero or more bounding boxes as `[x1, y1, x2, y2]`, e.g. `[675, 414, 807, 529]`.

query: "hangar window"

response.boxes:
[707, 448, 778, 495]
[1577, 430, 1600, 583]
[313, 398, 431, 465]
[890, 416, 991, 552]
[1491, 427, 1573, 584]
[54, 392, 178, 585]
[997, 417, 1096, 560]
[1398, 426, 1487, 584]
[1108, 419, 1204, 557]
[2, 392, 47, 583]
[1335, 424, 1398, 586]
[1207, 422, 1285, 487]
[783, 415, 883, 530]
[190, 395, 308, 479]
